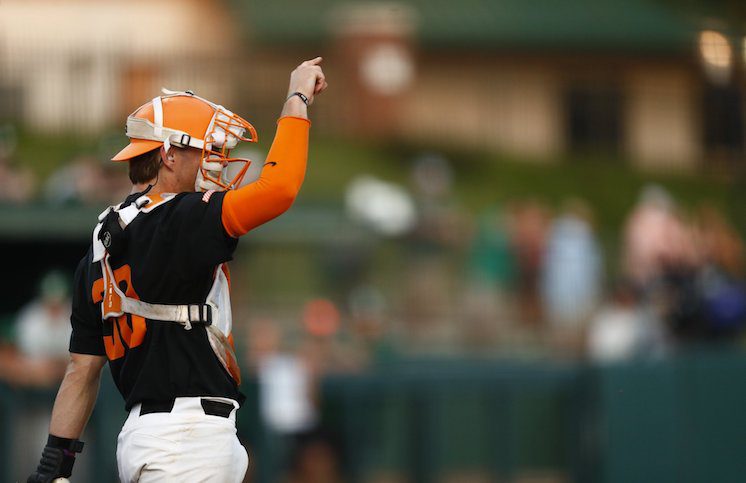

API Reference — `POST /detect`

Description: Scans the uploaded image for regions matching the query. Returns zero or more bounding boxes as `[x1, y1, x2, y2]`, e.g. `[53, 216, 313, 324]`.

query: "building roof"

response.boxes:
[235, 0, 696, 54]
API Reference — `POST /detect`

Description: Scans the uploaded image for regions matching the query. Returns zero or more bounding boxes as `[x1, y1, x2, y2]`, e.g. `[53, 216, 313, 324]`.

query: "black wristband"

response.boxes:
[47, 434, 85, 453]
[287, 91, 309, 106]
[28, 436, 84, 482]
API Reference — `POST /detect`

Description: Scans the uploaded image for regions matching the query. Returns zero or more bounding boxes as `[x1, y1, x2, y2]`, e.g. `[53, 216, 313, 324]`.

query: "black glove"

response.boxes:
[27, 435, 84, 483]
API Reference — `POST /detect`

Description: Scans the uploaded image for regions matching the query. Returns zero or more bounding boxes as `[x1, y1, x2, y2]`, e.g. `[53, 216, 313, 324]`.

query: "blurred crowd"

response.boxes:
[2, 150, 745, 381]
[2, 148, 746, 482]
[460, 184, 746, 362]
[0, 128, 130, 205]
[343, 154, 746, 365]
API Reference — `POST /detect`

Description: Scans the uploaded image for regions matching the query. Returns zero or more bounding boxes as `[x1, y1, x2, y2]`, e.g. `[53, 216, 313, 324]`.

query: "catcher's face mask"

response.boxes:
[113, 89, 258, 192]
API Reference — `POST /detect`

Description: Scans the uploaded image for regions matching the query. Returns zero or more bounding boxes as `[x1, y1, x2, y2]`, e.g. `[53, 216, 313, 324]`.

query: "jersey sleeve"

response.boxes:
[69, 252, 105, 356]
[174, 190, 239, 270]
[221, 116, 310, 237]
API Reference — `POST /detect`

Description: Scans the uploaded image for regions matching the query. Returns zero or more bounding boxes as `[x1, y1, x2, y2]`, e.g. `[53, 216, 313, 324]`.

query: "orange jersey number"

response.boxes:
[92, 265, 146, 360]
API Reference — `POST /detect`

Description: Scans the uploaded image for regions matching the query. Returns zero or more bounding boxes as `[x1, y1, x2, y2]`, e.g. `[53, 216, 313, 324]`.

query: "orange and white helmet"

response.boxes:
[112, 89, 258, 191]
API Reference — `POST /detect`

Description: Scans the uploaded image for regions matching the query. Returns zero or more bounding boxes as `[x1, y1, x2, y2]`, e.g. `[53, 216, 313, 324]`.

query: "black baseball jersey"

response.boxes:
[69, 190, 245, 410]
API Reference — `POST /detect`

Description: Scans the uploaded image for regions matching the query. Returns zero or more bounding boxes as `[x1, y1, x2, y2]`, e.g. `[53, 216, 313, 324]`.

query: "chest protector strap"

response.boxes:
[91, 194, 241, 384]
[99, 253, 213, 330]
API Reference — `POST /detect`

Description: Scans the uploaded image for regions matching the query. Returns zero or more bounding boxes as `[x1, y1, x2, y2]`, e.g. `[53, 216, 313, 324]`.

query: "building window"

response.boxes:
[565, 83, 623, 154]
[0, 84, 22, 122]
[703, 85, 744, 157]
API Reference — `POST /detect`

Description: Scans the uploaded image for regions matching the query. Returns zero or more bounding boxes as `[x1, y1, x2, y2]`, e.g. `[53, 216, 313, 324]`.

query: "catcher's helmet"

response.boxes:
[112, 89, 258, 191]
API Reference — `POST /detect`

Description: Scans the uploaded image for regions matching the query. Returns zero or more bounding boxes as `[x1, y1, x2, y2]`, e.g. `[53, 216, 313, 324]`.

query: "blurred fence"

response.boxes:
[2, 349, 745, 483]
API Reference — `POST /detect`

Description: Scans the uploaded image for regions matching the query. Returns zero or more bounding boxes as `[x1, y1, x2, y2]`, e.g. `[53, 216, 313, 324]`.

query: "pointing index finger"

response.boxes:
[303, 57, 323, 66]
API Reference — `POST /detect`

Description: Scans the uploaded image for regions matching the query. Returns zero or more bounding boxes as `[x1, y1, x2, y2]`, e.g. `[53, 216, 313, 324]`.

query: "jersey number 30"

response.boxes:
[92, 265, 146, 360]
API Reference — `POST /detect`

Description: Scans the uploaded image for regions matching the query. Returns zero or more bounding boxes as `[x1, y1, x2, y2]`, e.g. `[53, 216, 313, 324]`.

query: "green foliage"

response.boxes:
[303, 138, 742, 233]
[16, 130, 744, 239]
[14, 129, 100, 181]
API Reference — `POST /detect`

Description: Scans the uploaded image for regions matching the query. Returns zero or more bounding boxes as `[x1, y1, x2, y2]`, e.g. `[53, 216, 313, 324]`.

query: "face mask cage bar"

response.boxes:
[199, 110, 259, 191]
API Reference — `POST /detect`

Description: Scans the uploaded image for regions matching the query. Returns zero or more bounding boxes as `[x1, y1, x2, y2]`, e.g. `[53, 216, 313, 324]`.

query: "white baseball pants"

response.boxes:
[116, 397, 249, 482]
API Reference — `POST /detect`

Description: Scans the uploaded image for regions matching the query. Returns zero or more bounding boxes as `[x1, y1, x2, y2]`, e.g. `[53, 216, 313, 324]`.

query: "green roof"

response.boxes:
[235, 0, 696, 54]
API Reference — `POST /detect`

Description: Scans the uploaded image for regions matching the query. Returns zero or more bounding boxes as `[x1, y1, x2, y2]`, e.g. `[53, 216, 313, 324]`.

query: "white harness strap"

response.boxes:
[100, 254, 212, 331]
[93, 195, 217, 331]
[126, 117, 206, 151]
[91, 184, 241, 384]
[152, 96, 164, 142]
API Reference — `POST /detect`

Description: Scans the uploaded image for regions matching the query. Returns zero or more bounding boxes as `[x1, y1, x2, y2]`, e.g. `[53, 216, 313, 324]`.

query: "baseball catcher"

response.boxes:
[27, 57, 327, 482]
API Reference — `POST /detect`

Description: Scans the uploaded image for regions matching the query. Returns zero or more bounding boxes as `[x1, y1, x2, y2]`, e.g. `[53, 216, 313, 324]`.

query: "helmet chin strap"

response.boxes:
[152, 96, 170, 152]
[195, 167, 225, 192]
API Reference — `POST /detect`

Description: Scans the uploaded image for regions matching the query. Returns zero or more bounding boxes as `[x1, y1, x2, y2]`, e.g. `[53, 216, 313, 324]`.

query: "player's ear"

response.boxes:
[160, 146, 176, 170]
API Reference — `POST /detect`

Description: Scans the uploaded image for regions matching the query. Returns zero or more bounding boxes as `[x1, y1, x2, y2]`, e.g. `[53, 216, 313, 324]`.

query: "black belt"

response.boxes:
[139, 398, 234, 419]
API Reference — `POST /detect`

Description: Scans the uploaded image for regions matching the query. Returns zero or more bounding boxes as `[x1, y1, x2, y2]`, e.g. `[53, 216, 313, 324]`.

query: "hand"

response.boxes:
[27, 446, 67, 483]
[286, 57, 328, 106]
[28, 436, 82, 483]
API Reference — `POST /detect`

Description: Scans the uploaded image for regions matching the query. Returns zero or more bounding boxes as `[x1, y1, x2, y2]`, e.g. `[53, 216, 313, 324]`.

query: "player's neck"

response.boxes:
[129, 180, 182, 198]
[131, 182, 152, 194]
[148, 181, 183, 197]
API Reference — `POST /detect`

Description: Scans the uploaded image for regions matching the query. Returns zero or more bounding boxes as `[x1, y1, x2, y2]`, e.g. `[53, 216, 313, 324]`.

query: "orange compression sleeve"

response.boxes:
[221, 116, 310, 237]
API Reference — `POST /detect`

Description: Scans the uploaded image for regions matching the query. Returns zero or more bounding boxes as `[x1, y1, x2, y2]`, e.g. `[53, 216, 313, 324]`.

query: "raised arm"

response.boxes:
[221, 57, 327, 237]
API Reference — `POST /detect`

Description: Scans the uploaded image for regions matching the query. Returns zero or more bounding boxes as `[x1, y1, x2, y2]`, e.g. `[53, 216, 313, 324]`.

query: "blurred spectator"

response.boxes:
[621, 190, 746, 344]
[0, 271, 71, 386]
[286, 429, 345, 483]
[301, 298, 360, 373]
[248, 305, 352, 483]
[665, 204, 746, 341]
[693, 266, 746, 339]
[347, 284, 398, 367]
[588, 282, 667, 362]
[101, 158, 136, 201]
[0, 153, 35, 203]
[541, 199, 603, 354]
[694, 203, 744, 277]
[43, 155, 112, 205]
[462, 206, 517, 351]
[468, 206, 516, 290]
[248, 318, 319, 482]
[622, 185, 697, 288]
[402, 153, 468, 353]
[256, 322, 318, 436]
[409, 152, 465, 249]
[2, 271, 73, 482]
[43, 155, 101, 204]
[16, 271, 72, 360]
[508, 199, 551, 326]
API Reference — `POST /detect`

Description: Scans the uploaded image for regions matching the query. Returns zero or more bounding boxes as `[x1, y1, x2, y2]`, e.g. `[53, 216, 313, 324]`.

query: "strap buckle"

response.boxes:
[187, 304, 212, 325]
[177, 133, 191, 147]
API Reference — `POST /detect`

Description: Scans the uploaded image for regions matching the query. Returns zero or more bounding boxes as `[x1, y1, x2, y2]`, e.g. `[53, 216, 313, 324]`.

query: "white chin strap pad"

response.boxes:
[195, 169, 225, 192]
[201, 160, 223, 171]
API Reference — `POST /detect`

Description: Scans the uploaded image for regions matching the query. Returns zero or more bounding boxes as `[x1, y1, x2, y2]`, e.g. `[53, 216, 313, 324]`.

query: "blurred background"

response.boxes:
[1, 0, 746, 482]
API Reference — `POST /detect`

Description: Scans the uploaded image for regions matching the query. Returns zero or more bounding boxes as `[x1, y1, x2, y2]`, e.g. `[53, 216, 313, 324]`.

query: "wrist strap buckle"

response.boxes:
[287, 91, 309, 106]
